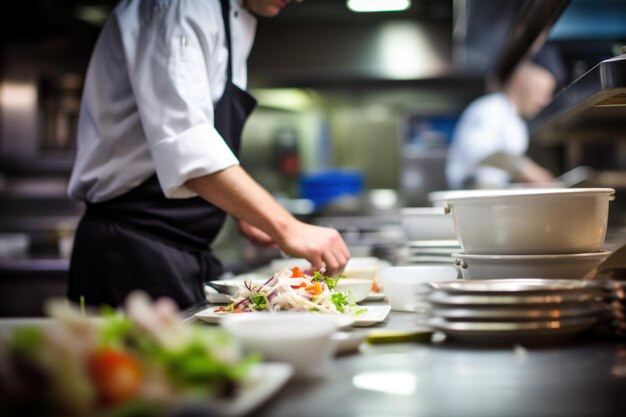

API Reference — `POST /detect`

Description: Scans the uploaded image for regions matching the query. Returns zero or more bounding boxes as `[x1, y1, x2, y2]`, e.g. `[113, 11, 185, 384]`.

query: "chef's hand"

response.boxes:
[277, 221, 350, 277]
[236, 219, 277, 248]
[517, 158, 555, 184]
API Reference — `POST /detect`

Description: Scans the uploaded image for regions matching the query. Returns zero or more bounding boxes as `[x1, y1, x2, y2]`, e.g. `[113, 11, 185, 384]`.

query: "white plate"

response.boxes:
[423, 291, 606, 307]
[407, 239, 461, 248]
[0, 320, 293, 417]
[429, 303, 607, 321]
[195, 363, 293, 417]
[206, 281, 376, 304]
[431, 278, 605, 295]
[365, 292, 385, 301]
[407, 256, 456, 264]
[194, 305, 391, 327]
[332, 331, 367, 354]
[408, 247, 459, 256]
[424, 316, 599, 343]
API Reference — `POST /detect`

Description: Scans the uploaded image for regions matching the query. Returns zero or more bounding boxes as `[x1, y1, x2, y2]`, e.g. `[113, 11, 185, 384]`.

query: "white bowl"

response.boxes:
[221, 313, 340, 376]
[452, 251, 611, 280]
[400, 207, 457, 241]
[428, 190, 494, 207]
[380, 265, 459, 311]
[343, 257, 386, 280]
[335, 278, 373, 303]
[443, 188, 615, 255]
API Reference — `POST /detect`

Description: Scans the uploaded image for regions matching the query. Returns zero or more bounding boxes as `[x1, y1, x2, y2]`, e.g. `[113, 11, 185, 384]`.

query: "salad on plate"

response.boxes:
[0, 292, 264, 417]
[215, 267, 367, 316]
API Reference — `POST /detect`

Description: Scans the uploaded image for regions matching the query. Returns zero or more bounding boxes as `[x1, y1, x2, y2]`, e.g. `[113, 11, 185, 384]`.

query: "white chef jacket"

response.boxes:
[68, 0, 257, 202]
[445, 92, 528, 189]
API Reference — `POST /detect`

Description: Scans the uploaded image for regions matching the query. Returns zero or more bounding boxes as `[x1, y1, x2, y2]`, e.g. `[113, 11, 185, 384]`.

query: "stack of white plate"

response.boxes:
[405, 239, 461, 266]
[420, 279, 609, 344]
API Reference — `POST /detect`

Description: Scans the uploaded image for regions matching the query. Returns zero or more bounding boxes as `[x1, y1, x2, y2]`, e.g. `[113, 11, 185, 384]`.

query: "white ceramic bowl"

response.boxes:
[335, 278, 373, 303]
[220, 313, 340, 376]
[428, 190, 494, 207]
[443, 188, 615, 255]
[400, 207, 457, 241]
[380, 265, 459, 311]
[343, 257, 388, 283]
[452, 251, 611, 280]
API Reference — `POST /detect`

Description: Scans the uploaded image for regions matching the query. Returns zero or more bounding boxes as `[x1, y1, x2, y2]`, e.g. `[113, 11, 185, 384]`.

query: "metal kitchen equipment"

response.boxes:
[583, 242, 626, 281]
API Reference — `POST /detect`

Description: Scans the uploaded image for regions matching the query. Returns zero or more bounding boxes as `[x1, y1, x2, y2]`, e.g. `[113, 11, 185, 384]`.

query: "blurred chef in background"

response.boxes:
[66, 0, 349, 310]
[446, 44, 566, 189]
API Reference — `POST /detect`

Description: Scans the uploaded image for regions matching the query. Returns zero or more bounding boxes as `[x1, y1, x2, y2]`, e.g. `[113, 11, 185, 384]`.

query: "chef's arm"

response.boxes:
[184, 165, 350, 276]
[479, 152, 554, 184]
[236, 219, 277, 248]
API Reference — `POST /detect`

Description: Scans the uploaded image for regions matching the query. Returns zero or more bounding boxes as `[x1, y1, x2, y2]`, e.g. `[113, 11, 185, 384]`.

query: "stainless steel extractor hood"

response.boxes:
[529, 53, 626, 144]
[453, 0, 571, 86]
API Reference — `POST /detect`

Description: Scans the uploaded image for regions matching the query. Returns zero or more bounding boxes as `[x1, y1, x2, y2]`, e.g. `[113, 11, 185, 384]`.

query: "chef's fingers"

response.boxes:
[279, 222, 350, 276]
[323, 248, 350, 277]
[323, 232, 350, 276]
[308, 253, 325, 273]
[322, 253, 339, 277]
[308, 249, 343, 276]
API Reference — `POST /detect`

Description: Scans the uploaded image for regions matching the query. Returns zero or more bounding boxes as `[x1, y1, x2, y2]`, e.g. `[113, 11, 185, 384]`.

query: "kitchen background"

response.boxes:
[1, 0, 625, 315]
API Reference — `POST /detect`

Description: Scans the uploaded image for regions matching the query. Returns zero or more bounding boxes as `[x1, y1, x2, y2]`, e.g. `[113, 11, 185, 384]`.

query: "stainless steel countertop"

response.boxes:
[181, 302, 626, 417]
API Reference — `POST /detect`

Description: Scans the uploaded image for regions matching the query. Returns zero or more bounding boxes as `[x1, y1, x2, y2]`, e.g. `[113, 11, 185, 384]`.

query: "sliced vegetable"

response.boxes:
[290, 266, 305, 278]
[224, 267, 366, 316]
[88, 347, 142, 405]
[305, 282, 323, 296]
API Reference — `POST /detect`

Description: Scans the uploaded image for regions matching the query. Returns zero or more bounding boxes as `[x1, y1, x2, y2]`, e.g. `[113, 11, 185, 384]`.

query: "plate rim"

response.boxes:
[424, 315, 599, 334]
[423, 291, 606, 306]
[190, 362, 293, 417]
[194, 305, 391, 327]
[429, 303, 607, 321]
[430, 278, 606, 294]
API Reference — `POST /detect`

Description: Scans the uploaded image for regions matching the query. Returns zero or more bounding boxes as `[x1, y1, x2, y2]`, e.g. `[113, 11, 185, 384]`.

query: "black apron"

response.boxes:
[68, 0, 257, 309]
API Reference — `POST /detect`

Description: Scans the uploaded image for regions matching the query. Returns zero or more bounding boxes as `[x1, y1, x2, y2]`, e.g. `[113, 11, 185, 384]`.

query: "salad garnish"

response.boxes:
[216, 267, 367, 316]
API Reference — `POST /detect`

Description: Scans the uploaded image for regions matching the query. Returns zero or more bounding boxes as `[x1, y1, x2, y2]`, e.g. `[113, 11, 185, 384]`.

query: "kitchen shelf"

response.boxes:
[530, 53, 626, 144]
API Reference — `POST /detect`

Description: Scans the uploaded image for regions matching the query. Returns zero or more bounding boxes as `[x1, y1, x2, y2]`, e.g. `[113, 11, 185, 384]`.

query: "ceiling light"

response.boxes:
[347, 0, 411, 13]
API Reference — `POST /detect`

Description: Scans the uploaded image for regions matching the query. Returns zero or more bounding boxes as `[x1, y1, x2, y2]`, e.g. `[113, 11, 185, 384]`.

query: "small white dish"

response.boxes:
[380, 265, 459, 312]
[343, 257, 386, 281]
[220, 313, 339, 377]
[365, 292, 385, 301]
[331, 331, 367, 355]
[336, 278, 373, 303]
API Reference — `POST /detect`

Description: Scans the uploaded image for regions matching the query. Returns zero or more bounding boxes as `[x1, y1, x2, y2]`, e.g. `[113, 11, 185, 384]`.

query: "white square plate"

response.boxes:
[194, 305, 391, 327]
[202, 363, 293, 417]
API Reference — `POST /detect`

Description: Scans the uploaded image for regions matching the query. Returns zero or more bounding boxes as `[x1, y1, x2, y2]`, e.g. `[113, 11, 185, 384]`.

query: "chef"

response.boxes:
[446, 45, 566, 189]
[67, 0, 350, 309]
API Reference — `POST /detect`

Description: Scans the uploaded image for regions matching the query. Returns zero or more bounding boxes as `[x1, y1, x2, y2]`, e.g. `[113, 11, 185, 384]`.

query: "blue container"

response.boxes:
[298, 169, 364, 210]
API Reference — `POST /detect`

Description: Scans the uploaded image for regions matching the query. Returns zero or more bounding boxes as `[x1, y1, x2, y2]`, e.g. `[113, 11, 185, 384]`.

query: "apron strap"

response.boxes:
[220, 0, 233, 82]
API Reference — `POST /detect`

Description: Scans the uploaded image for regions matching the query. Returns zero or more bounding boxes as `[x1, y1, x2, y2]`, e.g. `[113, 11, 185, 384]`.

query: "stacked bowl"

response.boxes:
[442, 188, 615, 280]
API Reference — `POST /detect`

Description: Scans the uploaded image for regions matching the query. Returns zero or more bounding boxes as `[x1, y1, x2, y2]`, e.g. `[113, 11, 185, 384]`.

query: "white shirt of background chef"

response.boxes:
[446, 92, 528, 189]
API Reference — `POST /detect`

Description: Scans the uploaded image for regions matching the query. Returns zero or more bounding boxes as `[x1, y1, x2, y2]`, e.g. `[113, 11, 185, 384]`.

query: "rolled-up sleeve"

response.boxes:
[122, 1, 237, 198]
